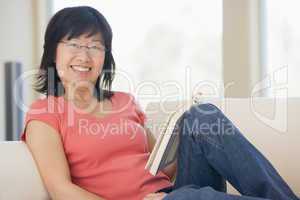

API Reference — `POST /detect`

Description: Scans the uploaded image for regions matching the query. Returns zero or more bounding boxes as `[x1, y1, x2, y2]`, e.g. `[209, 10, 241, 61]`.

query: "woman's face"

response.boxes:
[55, 33, 106, 91]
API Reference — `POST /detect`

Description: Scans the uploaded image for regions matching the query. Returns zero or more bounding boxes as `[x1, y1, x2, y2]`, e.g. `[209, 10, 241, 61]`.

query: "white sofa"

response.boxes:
[0, 98, 299, 199]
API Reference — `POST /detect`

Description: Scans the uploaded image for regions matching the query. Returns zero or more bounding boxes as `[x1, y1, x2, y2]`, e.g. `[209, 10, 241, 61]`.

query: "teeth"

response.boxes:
[71, 65, 91, 72]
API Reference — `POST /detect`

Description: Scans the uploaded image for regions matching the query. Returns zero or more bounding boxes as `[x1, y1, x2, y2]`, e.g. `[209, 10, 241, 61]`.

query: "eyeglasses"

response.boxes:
[60, 41, 107, 56]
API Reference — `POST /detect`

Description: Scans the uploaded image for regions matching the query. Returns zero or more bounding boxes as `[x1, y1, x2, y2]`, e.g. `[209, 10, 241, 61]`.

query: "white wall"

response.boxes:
[0, 0, 36, 140]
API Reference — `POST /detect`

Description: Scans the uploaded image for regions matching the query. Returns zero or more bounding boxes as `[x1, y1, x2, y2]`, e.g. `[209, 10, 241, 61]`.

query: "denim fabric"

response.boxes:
[161, 103, 299, 200]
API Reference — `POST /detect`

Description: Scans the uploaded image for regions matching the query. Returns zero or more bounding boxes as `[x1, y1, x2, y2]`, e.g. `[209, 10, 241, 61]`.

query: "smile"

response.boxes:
[70, 65, 92, 72]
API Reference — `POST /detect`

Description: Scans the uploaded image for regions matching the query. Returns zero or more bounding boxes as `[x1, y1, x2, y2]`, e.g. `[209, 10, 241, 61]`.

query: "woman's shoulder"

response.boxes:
[21, 96, 64, 142]
[27, 95, 64, 115]
[112, 90, 136, 104]
[112, 91, 144, 113]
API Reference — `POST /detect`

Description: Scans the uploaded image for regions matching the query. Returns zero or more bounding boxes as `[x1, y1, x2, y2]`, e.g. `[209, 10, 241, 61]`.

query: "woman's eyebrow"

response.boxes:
[91, 39, 104, 43]
[67, 38, 104, 43]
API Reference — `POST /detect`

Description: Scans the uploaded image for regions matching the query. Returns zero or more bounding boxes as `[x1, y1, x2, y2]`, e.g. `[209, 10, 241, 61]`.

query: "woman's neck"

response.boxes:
[64, 86, 98, 110]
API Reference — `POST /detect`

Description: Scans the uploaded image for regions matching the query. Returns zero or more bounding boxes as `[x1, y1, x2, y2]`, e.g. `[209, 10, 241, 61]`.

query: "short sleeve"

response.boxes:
[130, 94, 147, 127]
[20, 99, 61, 142]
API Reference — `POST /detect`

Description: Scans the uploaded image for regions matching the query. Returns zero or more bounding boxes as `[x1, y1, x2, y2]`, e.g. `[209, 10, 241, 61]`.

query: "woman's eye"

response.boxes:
[67, 43, 80, 49]
[69, 43, 79, 48]
[90, 46, 100, 50]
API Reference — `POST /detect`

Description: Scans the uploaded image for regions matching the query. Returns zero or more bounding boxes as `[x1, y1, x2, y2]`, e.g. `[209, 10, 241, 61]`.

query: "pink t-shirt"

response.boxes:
[21, 91, 173, 200]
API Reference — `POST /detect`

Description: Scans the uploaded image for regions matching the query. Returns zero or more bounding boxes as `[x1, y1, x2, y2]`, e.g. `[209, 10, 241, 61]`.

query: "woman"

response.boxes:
[21, 6, 298, 200]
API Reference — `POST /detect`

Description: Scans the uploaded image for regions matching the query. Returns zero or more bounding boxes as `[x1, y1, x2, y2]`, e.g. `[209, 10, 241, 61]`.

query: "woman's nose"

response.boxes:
[75, 49, 91, 63]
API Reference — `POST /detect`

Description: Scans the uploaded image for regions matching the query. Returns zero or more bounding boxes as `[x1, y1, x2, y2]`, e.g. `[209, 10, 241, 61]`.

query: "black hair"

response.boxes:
[34, 6, 115, 101]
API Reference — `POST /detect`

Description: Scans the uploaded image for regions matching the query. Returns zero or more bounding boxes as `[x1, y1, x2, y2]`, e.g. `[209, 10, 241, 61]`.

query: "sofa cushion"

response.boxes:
[0, 141, 49, 200]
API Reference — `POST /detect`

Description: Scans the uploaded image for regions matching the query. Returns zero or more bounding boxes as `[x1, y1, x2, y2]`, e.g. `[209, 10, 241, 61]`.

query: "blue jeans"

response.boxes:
[157, 103, 299, 200]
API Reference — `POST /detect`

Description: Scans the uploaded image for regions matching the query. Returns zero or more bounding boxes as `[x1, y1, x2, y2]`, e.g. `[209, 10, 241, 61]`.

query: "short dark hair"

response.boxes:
[35, 6, 115, 101]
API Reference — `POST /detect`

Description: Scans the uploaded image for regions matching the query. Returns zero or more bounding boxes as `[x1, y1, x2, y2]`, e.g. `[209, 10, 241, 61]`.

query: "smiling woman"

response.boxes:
[20, 5, 299, 200]
[35, 6, 115, 101]
[21, 6, 174, 200]
[56, 33, 105, 87]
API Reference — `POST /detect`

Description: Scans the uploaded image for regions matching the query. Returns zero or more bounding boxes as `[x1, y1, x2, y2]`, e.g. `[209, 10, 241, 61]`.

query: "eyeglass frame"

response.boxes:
[59, 40, 108, 56]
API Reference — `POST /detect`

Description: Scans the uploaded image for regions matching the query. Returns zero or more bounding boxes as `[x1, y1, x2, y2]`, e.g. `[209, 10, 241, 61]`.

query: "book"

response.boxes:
[145, 93, 202, 176]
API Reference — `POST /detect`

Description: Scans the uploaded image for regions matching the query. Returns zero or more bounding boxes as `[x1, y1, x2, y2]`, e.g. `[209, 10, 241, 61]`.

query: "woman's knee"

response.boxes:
[188, 103, 222, 118]
[183, 103, 224, 133]
[181, 103, 234, 146]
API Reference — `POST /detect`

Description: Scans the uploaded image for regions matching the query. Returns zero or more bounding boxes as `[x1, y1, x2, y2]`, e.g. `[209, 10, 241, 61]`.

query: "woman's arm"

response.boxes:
[145, 127, 177, 180]
[25, 120, 105, 200]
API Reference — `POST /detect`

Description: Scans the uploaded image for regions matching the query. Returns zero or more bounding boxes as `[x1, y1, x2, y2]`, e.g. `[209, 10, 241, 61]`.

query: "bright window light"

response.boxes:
[52, 0, 222, 106]
[265, 0, 300, 97]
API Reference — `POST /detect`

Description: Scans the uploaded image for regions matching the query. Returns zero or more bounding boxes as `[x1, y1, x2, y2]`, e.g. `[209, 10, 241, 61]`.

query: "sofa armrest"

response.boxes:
[0, 141, 50, 200]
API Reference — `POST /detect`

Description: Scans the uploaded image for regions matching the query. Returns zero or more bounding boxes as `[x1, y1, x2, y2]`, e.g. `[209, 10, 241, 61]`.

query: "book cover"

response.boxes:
[145, 93, 202, 175]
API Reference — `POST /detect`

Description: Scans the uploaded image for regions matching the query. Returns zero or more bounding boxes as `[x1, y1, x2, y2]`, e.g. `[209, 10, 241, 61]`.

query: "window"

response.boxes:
[265, 0, 300, 97]
[53, 0, 222, 106]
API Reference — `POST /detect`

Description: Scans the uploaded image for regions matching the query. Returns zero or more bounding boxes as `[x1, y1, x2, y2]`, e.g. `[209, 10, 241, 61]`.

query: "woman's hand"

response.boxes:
[143, 192, 167, 200]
